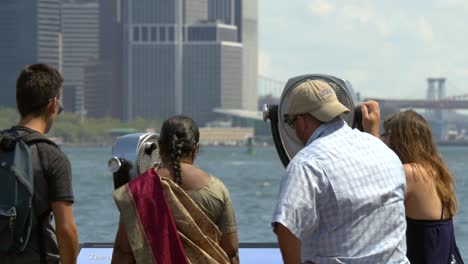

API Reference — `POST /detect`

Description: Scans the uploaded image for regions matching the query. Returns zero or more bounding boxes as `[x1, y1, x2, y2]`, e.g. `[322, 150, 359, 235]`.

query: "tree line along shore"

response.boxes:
[0, 108, 162, 146]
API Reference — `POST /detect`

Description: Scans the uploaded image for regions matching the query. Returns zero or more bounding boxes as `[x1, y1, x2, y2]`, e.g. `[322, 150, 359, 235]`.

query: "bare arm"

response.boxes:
[220, 231, 239, 264]
[361, 100, 381, 137]
[51, 201, 79, 264]
[111, 220, 135, 264]
[274, 223, 301, 264]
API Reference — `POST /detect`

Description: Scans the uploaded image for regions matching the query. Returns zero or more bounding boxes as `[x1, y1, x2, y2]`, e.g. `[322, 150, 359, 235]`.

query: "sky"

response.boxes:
[258, 0, 468, 99]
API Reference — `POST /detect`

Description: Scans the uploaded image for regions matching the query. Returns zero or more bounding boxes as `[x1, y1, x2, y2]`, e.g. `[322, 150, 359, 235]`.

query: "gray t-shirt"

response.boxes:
[0, 126, 74, 264]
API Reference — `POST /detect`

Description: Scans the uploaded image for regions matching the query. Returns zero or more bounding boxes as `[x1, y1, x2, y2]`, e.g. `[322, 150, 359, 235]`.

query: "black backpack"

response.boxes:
[0, 129, 52, 254]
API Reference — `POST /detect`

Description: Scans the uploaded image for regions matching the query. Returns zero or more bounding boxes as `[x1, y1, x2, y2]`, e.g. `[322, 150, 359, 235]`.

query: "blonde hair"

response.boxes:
[383, 110, 457, 217]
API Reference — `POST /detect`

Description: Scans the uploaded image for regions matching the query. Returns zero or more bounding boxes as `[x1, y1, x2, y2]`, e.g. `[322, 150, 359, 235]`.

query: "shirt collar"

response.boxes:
[306, 117, 345, 146]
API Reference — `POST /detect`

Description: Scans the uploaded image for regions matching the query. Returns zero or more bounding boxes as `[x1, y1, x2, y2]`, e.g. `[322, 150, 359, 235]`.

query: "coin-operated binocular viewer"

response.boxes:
[263, 74, 360, 167]
[107, 133, 161, 189]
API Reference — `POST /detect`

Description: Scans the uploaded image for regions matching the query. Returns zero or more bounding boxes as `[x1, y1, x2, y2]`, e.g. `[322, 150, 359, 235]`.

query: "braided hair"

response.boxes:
[158, 115, 200, 185]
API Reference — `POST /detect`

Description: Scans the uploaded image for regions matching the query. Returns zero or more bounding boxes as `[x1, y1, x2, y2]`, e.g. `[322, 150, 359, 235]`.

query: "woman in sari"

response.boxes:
[111, 115, 239, 264]
[362, 101, 463, 264]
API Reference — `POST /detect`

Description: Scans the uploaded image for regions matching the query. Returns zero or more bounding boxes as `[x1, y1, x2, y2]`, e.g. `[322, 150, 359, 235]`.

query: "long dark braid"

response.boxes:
[159, 115, 200, 186]
[171, 135, 183, 185]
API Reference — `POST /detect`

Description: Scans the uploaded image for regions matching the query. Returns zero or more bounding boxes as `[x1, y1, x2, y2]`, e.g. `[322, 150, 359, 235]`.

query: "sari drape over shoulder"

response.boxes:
[113, 168, 230, 264]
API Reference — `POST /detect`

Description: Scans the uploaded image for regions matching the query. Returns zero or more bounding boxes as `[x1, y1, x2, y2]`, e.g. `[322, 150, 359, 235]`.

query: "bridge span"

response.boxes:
[364, 98, 468, 110]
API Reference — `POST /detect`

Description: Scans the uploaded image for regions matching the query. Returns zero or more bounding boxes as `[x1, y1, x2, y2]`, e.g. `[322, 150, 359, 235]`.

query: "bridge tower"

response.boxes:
[427, 78, 437, 100]
[426, 77, 446, 101]
[427, 77, 447, 139]
[437, 78, 446, 99]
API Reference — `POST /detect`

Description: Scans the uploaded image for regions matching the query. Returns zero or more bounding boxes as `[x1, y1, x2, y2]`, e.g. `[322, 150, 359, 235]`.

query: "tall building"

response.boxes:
[0, 0, 62, 108]
[241, 0, 258, 111]
[83, 58, 113, 118]
[183, 24, 242, 124]
[83, 0, 124, 119]
[122, 0, 244, 125]
[61, 0, 99, 115]
[209, 0, 234, 24]
[209, 0, 259, 111]
[122, 0, 179, 120]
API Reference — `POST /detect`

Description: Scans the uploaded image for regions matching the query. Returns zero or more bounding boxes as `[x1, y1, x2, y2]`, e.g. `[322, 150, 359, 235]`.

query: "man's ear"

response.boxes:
[47, 100, 57, 115]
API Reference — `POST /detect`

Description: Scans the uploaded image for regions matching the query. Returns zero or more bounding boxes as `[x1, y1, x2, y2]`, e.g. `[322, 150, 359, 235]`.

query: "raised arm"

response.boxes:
[361, 100, 381, 137]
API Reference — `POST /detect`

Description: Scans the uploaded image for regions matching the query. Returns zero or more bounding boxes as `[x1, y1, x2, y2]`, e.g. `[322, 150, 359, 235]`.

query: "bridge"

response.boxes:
[254, 76, 468, 140]
[363, 98, 468, 109]
[258, 75, 468, 110]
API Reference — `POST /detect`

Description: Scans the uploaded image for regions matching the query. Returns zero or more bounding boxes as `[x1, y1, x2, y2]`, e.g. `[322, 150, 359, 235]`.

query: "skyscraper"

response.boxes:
[0, 0, 62, 108]
[209, 0, 259, 111]
[183, 24, 242, 124]
[241, 0, 258, 111]
[81, 0, 124, 119]
[122, 0, 245, 125]
[209, 0, 235, 24]
[61, 0, 99, 115]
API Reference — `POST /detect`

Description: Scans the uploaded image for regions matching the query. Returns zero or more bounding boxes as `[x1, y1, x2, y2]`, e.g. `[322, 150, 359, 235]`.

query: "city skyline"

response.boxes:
[3, 1, 465, 113]
[120, 0, 257, 124]
[0, 0, 258, 124]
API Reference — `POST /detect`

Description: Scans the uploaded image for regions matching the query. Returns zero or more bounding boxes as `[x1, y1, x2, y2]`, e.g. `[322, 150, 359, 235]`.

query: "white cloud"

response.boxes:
[320, 2, 397, 37]
[440, 0, 468, 10]
[374, 17, 395, 37]
[258, 51, 273, 76]
[417, 16, 434, 43]
[343, 69, 370, 85]
[453, 68, 468, 78]
[344, 4, 374, 25]
[309, 0, 335, 17]
[379, 42, 399, 61]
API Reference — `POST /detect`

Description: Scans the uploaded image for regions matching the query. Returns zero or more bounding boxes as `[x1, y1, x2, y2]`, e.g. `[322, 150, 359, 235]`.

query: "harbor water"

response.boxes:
[68, 146, 467, 255]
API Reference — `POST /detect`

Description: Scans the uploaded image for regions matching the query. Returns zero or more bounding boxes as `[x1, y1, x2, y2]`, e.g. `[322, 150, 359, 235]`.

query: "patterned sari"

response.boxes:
[113, 168, 230, 264]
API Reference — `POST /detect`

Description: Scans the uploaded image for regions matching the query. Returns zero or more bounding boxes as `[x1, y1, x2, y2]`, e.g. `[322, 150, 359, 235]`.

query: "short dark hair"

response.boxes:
[16, 64, 63, 117]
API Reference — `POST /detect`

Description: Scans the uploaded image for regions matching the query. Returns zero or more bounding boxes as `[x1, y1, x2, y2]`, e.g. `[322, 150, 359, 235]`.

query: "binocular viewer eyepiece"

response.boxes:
[108, 133, 161, 189]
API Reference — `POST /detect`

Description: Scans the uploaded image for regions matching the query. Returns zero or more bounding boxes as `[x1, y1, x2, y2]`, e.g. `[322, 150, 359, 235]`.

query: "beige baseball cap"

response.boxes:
[286, 79, 350, 122]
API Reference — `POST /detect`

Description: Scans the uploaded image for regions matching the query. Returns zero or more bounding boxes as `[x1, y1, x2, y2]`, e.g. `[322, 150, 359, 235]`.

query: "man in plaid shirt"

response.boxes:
[272, 79, 409, 264]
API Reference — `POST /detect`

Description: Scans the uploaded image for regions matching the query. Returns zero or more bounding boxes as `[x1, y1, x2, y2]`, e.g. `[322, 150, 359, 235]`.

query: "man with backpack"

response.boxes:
[0, 64, 79, 263]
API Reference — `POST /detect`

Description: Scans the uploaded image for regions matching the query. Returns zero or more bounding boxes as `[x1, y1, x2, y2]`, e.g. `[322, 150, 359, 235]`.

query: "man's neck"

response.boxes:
[18, 116, 47, 134]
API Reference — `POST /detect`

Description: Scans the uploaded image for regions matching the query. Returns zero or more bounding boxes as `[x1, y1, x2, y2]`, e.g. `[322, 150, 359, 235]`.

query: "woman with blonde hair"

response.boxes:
[362, 102, 463, 264]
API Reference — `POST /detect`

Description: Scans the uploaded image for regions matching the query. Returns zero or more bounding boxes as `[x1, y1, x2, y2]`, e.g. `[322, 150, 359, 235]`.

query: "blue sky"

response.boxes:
[258, 0, 468, 99]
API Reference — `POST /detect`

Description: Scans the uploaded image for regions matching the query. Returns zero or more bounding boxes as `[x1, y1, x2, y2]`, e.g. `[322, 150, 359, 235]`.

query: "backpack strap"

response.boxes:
[1, 128, 58, 148]
[17, 132, 59, 148]
[14, 130, 55, 264]
[29, 144, 48, 264]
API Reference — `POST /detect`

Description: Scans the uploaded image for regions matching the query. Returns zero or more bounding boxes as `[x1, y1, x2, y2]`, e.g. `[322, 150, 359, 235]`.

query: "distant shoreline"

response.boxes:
[437, 141, 468, 147]
[59, 141, 468, 149]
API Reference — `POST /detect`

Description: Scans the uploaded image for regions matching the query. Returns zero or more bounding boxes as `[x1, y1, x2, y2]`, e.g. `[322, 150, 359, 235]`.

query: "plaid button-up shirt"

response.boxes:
[272, 118, 409, 263]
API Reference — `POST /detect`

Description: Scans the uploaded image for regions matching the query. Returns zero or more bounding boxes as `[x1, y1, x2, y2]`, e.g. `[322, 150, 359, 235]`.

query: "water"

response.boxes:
[66, 146, 467, 255]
